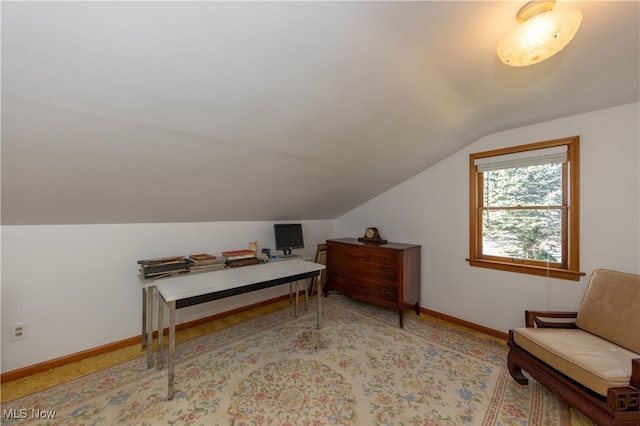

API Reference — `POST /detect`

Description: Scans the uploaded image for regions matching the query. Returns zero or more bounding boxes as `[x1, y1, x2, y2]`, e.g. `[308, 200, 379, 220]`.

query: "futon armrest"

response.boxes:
[632, 358, 640, 389]
[524, 310, 579, 328]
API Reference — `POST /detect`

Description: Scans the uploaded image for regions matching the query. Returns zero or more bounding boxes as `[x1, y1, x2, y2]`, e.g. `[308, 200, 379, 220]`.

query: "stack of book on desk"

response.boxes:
[186, 254, 226, 273]
[137, 256, 189, 279]
[221, 249, 259, 267]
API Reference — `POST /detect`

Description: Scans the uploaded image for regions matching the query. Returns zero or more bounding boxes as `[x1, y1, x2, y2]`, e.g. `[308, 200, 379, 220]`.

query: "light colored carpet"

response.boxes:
[1, 299, 292, 404]
[1, 295, 565, 425]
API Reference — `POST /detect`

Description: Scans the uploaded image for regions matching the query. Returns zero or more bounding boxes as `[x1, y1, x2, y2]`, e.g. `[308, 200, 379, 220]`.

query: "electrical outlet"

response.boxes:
[10, 322, 27, 341]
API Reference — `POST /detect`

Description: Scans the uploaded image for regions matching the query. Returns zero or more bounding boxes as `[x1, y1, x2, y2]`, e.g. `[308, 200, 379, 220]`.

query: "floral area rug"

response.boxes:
[1, 296, 559, 425]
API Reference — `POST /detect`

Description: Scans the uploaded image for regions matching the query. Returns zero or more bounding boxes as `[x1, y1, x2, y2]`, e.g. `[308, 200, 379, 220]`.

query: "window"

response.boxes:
[467, 136, 584, 280]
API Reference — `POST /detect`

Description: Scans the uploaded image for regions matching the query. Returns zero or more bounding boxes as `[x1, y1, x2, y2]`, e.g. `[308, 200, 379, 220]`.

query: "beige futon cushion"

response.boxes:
[575, 268, 640, 354]
[513, 328, 640, 396]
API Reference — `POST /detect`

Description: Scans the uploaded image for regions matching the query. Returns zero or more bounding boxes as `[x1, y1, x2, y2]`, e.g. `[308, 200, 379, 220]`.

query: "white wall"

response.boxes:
[3, 103, 638, 374]
[1, 220, 335, 373]
[336, 102, 640, 333]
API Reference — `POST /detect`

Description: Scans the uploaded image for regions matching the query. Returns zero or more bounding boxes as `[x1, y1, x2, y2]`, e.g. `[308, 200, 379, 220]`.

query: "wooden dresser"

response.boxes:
[325, 238, 420, 327]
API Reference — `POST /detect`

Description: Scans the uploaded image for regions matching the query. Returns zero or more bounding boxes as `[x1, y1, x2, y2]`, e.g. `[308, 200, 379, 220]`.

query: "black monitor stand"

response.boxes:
[279, 248, 298, 258]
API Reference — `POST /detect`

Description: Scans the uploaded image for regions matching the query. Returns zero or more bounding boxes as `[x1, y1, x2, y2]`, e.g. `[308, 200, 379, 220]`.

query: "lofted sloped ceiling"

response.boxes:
[1, 1, 639, 225]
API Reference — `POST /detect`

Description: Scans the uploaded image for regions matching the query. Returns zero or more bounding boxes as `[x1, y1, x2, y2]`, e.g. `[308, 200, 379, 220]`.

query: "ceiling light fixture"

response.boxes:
[497, 0, 582, 67]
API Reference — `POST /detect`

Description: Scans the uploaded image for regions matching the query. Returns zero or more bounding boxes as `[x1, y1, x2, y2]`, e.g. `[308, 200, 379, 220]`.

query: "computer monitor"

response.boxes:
[274, 223, 304, 257]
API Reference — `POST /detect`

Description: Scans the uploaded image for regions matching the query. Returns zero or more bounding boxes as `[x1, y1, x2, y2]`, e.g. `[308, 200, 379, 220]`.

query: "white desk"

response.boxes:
[153, 259, 325, 400]
[138, 257, 312, 370]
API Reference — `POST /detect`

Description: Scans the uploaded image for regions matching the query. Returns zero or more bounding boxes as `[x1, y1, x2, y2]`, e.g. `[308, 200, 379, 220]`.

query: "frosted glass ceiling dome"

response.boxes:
[497, 0, 582, 67]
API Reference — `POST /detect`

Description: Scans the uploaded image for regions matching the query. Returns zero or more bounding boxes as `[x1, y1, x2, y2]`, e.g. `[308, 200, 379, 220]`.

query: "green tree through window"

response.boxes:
[483, 163, 563, 263]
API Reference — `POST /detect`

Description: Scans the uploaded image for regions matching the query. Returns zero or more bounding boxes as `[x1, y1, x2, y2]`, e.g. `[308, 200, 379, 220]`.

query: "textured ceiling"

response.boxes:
[2, 1, 639, 225]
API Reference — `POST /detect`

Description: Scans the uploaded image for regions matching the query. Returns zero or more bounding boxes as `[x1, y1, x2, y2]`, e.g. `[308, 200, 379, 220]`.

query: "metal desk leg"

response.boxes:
[142, 287, 147, 350]
[304, 278, 309, 311]
[157, 294, 164, 370]
[167, 300, 176, 400]
[294, 281, 299, 317]
[317, 278, 322, 330]
[145, 286, 154, 368]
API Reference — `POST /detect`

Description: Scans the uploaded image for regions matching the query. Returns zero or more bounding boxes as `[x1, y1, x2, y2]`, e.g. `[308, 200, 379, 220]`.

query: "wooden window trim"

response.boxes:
[467, 136, 585, 281]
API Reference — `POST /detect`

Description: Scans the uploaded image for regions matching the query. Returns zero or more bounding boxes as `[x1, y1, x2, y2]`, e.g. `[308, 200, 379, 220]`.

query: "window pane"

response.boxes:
[483, 163, 562, 208]
[482, 208, 562, 262]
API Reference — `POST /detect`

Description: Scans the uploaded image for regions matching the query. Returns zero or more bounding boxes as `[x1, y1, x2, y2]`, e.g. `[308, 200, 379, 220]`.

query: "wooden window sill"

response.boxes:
[466, 258, 585, 281]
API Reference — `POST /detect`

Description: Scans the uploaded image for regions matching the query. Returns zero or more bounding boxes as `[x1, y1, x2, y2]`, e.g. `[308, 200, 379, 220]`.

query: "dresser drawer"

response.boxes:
[328, 243, 400, 266]
[328, 255, 399, 284]
[327, 275, 399, 303]
[368, 263, 399, 283]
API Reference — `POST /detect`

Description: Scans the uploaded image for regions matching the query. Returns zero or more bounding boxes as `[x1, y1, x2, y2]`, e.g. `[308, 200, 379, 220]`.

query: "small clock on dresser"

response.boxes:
[357, 227, 387, 244]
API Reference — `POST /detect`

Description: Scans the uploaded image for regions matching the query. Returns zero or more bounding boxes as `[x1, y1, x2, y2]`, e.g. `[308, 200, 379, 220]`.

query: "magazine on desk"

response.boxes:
[137, 256, 189, 279]
[221, 249, 257, 261]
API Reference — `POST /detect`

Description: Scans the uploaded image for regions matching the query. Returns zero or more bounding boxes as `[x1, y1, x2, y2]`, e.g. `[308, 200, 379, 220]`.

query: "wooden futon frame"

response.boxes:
[507, 269, 640, 425]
